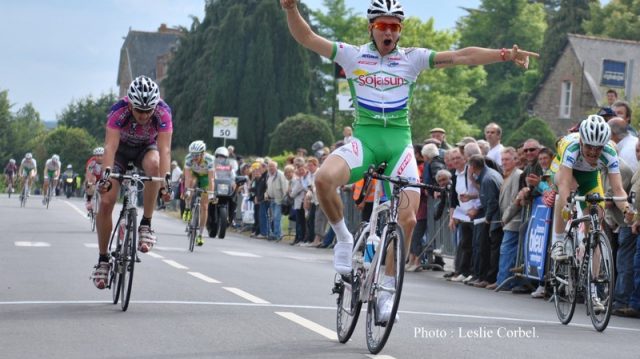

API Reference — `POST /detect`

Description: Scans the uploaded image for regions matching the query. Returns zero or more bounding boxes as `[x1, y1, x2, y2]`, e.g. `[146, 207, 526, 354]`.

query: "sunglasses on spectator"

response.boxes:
[523, 148, 538, 153]
[371, 22, 402, 32]
[133, 107, 154, 115]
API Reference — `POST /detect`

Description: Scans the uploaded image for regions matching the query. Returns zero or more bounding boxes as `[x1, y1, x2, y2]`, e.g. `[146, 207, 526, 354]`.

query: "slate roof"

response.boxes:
[567, 33, 640, 104]
[117, 30, 181, 84]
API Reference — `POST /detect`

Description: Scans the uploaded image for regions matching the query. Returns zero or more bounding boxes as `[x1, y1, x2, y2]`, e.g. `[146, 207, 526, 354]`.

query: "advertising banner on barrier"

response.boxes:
[524, 197, 552, 281]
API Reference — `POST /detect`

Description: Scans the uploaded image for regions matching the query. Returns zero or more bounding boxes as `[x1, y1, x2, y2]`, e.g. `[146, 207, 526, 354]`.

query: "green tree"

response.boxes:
[584, 0, 640, 40]
[269, 113, 334, 155]
[164, 0, 322, 155]
[32, 126, 97, 174]
[58, 92, 117, 144]
[0, 90, 13, 160]
[504, 117, 557, 149]
[401, 18, 487, 142]
[7, 103, 46, 161]
[540, 0, 595, 80]
[457, 0, 547, 132]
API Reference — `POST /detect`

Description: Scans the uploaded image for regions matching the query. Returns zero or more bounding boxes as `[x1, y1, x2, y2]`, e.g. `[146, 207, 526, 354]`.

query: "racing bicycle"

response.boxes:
[103, 166, 170, 311]
[551, 191, 634, 331]
[184, 187, 212, 252]
[332, 163, 446, 354]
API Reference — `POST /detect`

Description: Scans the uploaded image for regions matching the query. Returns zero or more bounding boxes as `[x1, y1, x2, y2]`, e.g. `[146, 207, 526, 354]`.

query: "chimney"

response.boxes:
[158, 23, 168, 33]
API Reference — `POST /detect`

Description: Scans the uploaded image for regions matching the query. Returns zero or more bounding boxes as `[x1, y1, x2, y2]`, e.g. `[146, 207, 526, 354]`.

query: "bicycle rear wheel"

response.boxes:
[587, 233, 614, 332]
[120, 210, 137, 311]
[366, 225, 405, 354]
[336, 224, 367, 343]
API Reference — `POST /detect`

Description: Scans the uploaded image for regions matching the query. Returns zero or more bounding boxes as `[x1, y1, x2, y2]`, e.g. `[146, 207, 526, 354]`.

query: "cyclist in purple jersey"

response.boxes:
[91, 76, 172, 289]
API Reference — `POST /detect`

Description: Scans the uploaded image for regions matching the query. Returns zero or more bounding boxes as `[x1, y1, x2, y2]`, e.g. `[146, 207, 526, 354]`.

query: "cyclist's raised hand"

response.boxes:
[509, 45, 539, 70]
[281, 0, 297, 10]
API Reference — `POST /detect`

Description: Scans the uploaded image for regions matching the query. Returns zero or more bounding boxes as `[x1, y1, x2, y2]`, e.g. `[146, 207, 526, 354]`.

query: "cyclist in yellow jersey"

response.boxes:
[549, 115, 634, 312]
[281, 0, 538, 322]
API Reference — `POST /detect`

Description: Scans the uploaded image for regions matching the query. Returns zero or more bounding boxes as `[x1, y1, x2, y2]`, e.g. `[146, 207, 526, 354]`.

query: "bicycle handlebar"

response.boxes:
[103, 167, 170, 187]
[355, 163, 447, 206]
[571, 192, 632, 204]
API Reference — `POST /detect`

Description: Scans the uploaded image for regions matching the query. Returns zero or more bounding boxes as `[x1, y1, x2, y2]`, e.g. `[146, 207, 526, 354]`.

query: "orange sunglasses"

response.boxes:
[371, 22, 402, 32]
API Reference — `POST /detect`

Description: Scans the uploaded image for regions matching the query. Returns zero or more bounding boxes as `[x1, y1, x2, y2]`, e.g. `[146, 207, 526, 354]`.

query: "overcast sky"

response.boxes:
[1, 0, 606, 121]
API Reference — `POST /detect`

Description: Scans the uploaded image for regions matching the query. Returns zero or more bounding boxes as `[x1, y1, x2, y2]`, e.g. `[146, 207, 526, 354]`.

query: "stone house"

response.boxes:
[529, 34, 640, 134]
[117, 24, 182, 98]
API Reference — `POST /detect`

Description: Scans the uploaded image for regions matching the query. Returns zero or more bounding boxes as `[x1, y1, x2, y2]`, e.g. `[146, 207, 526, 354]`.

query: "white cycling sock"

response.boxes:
[331, 219, 352, 243]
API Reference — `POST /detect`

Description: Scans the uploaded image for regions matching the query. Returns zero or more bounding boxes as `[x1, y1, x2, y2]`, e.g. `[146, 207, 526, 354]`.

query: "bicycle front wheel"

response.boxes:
[552, 256, 577, 325]
[336, 224, 367, 343]
[120, 210, 137, 311]
[366, 225, 405, 354]
[188, 203, 199, 252]
[587, 233, 614, 332]
[111, 218, 126, 305]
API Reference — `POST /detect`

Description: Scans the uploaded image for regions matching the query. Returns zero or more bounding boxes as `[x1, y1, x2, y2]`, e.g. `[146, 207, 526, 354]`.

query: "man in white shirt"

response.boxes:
[170, 160, 183, 210]
[485, 122, 504, 169]
[609, 117, 639, 172]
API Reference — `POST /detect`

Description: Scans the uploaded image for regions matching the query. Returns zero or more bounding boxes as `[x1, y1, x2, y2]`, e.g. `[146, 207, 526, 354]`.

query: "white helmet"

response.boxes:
[25, 153, 32, 159]
[189, 140, 206, 154]
[367, 0, 405, 21]
[214, 146, 229, 158]
[67, 164, 72, 169]
[52, 154, 60, 162]
[579, 115, 611, 147]
[93, 147, 105, 156]
[9, 159, 15, 164]
[127, 76, 160, 110]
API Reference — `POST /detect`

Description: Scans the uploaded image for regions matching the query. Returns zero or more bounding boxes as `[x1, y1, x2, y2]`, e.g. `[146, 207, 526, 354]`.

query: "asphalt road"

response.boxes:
[1, 194, 639, 359]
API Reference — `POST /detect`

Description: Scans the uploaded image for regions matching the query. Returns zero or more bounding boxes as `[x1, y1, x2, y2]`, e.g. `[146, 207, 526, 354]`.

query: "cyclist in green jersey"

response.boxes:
[282, 0, 538, 322]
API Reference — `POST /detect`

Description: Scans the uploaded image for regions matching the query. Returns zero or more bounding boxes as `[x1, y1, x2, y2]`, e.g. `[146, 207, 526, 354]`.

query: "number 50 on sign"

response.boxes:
[213, 116, 238, 139]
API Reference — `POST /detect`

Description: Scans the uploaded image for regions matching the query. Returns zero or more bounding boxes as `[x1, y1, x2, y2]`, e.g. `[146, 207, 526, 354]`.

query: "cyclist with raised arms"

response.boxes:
[91, 76, 172, 290]
[549, 115, 634, 312]
[18, 153, 37, 196]
[42, 154, 61, 204]
[281, 0, 538, 322]
[84, 147, 104, 212]
[183, 140, 216, 247]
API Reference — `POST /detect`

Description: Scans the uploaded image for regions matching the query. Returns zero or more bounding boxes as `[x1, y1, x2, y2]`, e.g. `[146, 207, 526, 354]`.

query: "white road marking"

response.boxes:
[83, 243, 99, 248]
[145, 252, 165, 259]
[163, 259, 188, 270]
[275, 312, 337, 340]
[367, 355, 397, 359]
[223, 287, 270, 304]
[63, 200, 87, 218]
[188, 271, 221, 284]
[154, 246, 187, 252]
[14, 241, 51, 247]
[0, 300, 637, 333]
[221, 250, 261, 258]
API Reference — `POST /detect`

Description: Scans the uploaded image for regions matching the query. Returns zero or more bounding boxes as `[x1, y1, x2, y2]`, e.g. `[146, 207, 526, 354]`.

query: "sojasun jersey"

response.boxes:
[331, 42, 436, 128]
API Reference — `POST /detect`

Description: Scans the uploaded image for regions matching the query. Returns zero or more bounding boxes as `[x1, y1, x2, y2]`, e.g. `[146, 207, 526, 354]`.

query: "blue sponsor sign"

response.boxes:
[601, 59, 626, 88]
[524, 197, 552, 281]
